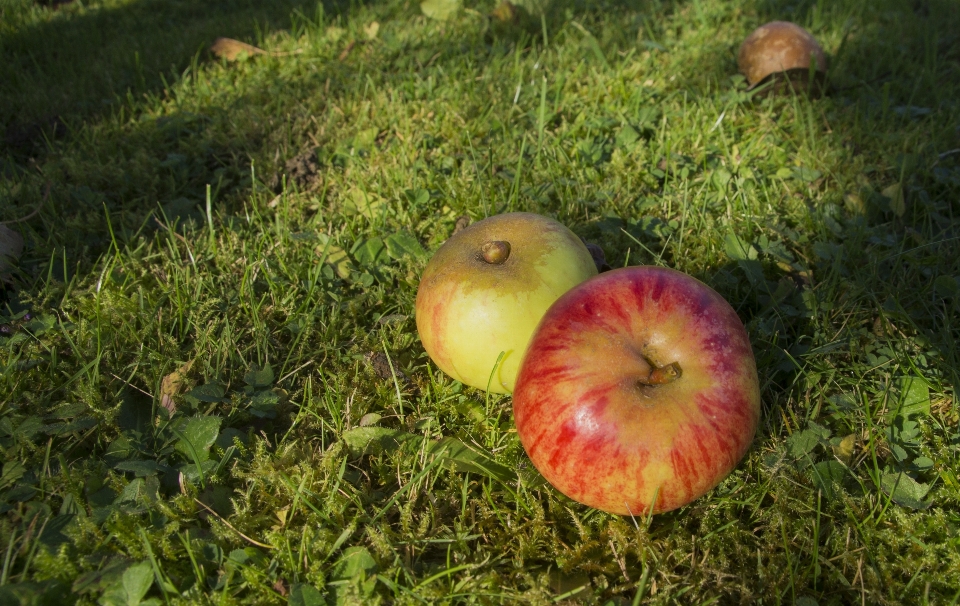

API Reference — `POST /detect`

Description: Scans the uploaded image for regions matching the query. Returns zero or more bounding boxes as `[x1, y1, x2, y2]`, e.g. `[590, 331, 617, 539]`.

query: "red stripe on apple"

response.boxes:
[513, 265, 761, 515]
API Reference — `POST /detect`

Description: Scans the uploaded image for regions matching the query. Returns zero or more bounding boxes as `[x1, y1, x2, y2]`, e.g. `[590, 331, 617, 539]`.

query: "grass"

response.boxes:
[1, 0, 959, 603]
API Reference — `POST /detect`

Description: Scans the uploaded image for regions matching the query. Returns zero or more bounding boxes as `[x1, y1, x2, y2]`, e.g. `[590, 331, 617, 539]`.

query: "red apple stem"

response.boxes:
[637, 361, 682, 386]
[480, 240, 511, 264]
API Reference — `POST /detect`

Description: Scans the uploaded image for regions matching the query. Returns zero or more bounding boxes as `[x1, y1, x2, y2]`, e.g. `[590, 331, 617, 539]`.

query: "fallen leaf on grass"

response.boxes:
[364, 351, 410, 384]
[364, 21, 380, 40]
[210, 37, 303, 61]
[210, 37, 266, 61]
[452, 214, 471, 235]
[160, 360, 194, 415]
[832, 434, 856, 465]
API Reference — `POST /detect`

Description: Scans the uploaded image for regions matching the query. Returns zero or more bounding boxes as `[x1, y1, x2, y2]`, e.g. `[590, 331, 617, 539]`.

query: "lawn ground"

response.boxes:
[1, 0, 960, 603]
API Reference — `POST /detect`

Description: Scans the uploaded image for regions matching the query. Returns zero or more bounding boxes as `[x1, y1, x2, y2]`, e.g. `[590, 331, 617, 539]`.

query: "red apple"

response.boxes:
[513, 266, 760, 515]
[416, 212, 597, 394]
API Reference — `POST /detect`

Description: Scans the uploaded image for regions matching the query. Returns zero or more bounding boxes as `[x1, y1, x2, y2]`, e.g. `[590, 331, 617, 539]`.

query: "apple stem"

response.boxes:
[480, 240, 511, 264]
[637, 362, 682, 386]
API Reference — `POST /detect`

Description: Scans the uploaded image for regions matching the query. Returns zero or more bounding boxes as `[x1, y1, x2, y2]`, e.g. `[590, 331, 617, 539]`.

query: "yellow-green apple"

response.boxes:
[513, 266, 760, 514]
[416, 212, 597, 394]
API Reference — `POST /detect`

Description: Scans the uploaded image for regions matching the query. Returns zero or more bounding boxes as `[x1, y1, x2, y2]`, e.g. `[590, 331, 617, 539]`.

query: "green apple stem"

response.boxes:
[637, 361, 682, 386]
[480, 240, 511, 264]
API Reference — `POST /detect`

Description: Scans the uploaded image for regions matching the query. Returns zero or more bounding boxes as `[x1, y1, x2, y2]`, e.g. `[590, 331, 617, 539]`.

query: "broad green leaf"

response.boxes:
[737, 259, 764, 287]
[786, 422, 831, 468]
[114, 460, 163, 477]
[38, 514, 75, 549]
[615, 125, 640, 148]
[244, 364, 275, 388]
[351, 237, 387, 267]
[786, 430, 821, 466]
[810, 460, 846, 500]
[812, 241, 842, 261]
[404, 188, 430, 207]
[724, 233, 757, 261]
[122, 561, 154, 606]
[384, 232, 426, 261]
[289, 584, 325, 606]
[934, 275, 959, 298]
[175, 416, 222, 462]
[41, 416, 98, 436]
[894, 376, 931, 419]
[332, 546, 378, 580]
[21, 314, 55, 336]
[186, 382, 226, 403]
[118, 388, 152, 433]
[342, 187, 385, 219]
[315, 235, 354, 279]
[0, 461, 26, 490]
[792, 166, 822, 182]
[880, 472, 932, 509]
[421, 0, 461, 21]
[72, 558, 129, 596]
[341, 427, 421, 456]
[430, 437, 516, 483]
[249, 389, 279, 419]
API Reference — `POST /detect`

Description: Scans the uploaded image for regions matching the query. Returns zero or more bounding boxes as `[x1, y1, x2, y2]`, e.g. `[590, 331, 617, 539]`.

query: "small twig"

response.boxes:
[277, 359, 313, 386]
[609, 539, 630, 582]
[338, 41, 356, 61]
[194, 499, 275, 550]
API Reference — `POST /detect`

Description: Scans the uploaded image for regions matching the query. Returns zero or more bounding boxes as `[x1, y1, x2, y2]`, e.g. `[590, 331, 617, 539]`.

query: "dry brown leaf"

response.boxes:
[160, 359, 194, 415]
[491, 1, 521, 23]
[833, 434, 856, 465]
[210, 37, 266, 61]
[452, 215, 471, 235]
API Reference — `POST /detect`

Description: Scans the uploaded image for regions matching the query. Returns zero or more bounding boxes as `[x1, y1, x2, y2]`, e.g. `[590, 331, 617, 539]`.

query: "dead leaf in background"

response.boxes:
[210, 38, 266, 61]
[491, 1, 521, 23]
[833, 434, 856, 465]
[160, 360, 194, 415]
[452, 215, 471, 235]
[0, 225, 24, 275]
[364, 21, 380, 40]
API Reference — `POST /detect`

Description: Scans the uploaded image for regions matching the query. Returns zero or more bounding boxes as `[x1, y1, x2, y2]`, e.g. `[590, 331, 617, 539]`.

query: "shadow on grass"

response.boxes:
[0, 0, 384, 158]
